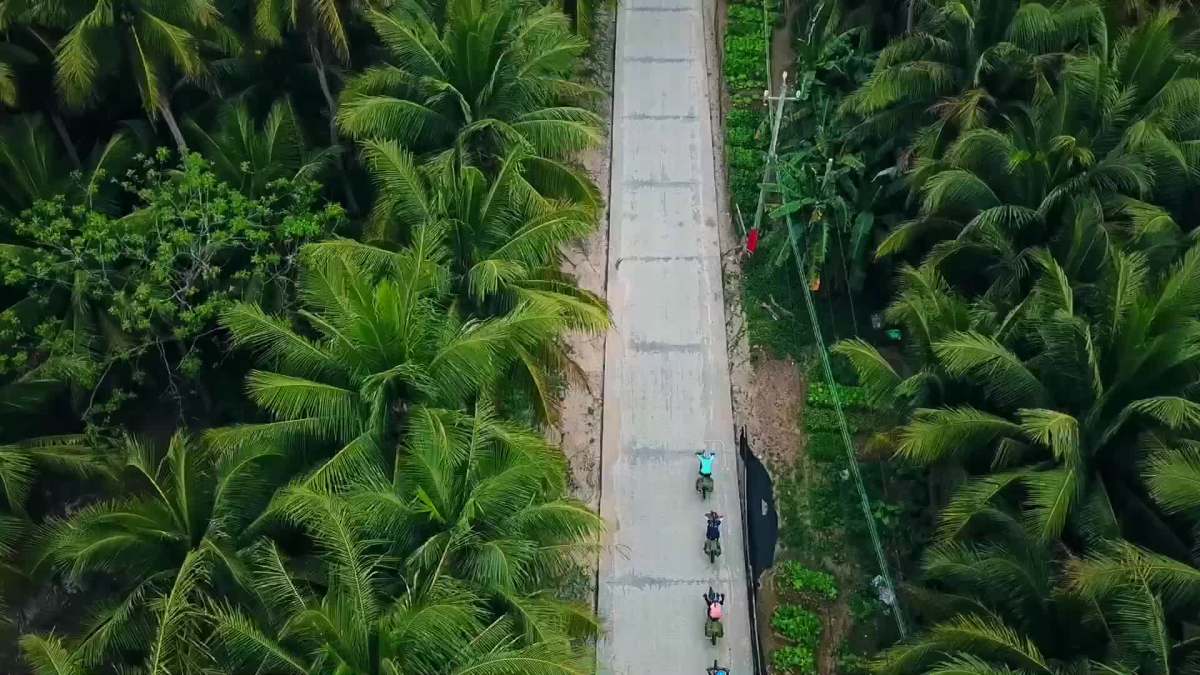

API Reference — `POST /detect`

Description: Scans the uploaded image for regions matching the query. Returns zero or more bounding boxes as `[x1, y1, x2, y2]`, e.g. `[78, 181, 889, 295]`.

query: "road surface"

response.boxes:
[596, 0, 753, 672]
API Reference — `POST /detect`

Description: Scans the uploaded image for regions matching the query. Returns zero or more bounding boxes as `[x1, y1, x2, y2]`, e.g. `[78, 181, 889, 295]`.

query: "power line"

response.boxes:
[754, 73, 909, 639]
[779, 178, 908, 639]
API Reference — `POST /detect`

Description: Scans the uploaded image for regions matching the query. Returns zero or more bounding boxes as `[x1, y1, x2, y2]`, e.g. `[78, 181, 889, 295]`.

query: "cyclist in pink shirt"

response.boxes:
[703, 589, 725, 618]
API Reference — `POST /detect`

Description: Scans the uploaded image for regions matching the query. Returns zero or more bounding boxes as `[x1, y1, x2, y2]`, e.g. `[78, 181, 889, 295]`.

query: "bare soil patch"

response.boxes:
[745, 356, 805, 471]
[817, 593, 853, 674]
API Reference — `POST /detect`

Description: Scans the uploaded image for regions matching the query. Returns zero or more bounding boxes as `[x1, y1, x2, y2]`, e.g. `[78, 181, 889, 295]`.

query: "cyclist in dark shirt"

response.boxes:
[705, 511, 722, 540]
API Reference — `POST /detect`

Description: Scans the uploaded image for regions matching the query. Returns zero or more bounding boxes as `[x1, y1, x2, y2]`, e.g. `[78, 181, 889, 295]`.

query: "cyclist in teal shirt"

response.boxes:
[697, 449, 715, 477]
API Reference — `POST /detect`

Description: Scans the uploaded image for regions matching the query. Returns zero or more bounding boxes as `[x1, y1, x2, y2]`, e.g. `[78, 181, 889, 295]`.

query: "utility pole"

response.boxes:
[778, 177, 909, 640]
[749, 71, 802, 239]
[748, 67, 911, 642]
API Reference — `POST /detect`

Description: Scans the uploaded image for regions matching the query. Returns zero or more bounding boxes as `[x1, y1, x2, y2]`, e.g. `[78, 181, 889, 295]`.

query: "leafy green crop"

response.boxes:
[778, 562, 839, 601]
[773, 644, 817, 675]
[807, 382, 870, 410]
[771, 599, 823, 673]
[805, 406, 862, 434]
[723, 2, 768, 219]
[806, 432, 844, 464]
[772, 604, 823, 642]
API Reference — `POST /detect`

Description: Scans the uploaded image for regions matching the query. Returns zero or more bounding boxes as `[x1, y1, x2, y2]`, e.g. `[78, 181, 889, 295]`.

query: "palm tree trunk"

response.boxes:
[310, 39, 360, 214]
[48, 111, 81, 169]
[157, 99, 188, 156]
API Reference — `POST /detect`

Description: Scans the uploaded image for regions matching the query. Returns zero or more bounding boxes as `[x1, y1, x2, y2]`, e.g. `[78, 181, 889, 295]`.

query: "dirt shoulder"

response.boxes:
[552, 8, 616, 512]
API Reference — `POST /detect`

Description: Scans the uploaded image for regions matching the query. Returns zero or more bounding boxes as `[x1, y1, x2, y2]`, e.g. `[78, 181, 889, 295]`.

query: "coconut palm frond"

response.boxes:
[208, 602, 309, 675]
[19, 633, 85, 675]
[1022, 467, 1082, 543]
[833, 338, 903, 404]
[1143, 447, 1200, 514]
[934, 331, 1047, 408]
[897, 407, 1022, 464]
[937, 473, 1025, 542]
[1128, 397, 1200, 431]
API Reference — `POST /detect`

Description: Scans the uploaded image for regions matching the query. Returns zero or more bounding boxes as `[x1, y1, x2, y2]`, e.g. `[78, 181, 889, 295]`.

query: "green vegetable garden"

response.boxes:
[736, 0, 1200, 673]
[0, 0, 607, 673]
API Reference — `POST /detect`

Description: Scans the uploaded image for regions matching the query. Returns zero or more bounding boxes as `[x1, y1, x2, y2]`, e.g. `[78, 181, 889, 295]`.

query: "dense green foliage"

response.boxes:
[741, 0, 1200, 672]
[738, 1, 887, 362]
[725, 5, 771, 94]
[0, 153, 343, 425]
[768, 15, 878, 292]
[0, 0, 606, 672]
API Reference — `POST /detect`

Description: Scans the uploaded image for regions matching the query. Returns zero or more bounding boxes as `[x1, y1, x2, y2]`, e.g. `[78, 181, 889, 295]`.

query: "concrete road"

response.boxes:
[596, 0, 752, 672]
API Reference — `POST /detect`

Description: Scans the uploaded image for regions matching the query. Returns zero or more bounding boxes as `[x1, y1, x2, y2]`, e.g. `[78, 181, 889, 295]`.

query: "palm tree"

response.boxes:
[833, 263, 975, 410]
[873, 112, 1151, 301]
[0, 353, 106, 514]
[337, 0, 601, 191]
[31, 433, 279, 672]
[875, 528, 1200, 675]
[842, 0, 1106, 156]
[184, 98, 339, 197]
[353, 402, 602, 641]
[253, 0, 366, 63]
[208, 486, 592, 674]
[359, 141, 608, 421]
[0, 7, 96, 167]
[207, 235, 569, 485]
[837, 239, 1200, 557]
[877, 538, 1098, 675]
[251, 0, 383, 213]
[1067, 540, 1200, 675]
[39, 0, 240, 153]
[0, 114, 136, 213]
[361, 140, 604, 273]
[0, 367, 98, 622]
[874, 7, 1200, 296]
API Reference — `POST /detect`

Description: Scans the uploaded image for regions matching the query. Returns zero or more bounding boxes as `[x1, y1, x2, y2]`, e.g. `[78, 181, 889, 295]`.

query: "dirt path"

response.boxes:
[554, 6, 617, 512]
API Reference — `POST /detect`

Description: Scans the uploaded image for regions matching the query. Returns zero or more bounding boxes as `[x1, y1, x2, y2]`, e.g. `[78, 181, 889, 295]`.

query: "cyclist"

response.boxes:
[705, 511, 723, 541]
[704, 589, 725, 618]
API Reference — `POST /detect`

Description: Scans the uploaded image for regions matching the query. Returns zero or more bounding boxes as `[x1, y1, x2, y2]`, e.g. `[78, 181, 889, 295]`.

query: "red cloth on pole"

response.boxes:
[746, 228, 759, 254]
